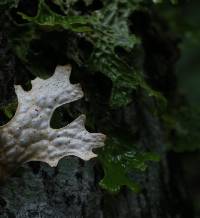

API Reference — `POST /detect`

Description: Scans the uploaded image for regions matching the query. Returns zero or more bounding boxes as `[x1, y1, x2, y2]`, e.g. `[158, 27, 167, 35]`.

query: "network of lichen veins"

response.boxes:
[0, 65, 105, 180]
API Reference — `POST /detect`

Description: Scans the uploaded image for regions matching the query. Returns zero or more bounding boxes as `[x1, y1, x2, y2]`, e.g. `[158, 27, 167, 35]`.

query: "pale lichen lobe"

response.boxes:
[0, 65, 105, 180]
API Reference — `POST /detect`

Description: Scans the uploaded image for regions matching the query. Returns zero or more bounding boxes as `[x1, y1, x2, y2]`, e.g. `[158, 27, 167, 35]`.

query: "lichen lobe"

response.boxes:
[0, 65, 105, 179]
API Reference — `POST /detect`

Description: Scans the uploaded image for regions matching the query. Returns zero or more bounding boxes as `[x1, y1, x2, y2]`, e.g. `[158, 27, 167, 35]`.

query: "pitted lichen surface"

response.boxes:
[0, 65, 105, 179]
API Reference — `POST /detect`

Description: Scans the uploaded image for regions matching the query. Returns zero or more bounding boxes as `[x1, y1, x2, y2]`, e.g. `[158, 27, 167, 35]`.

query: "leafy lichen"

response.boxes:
[9, 0, 165, 107]
[99, 136, 160, 192]
[2, 0, 163, 192]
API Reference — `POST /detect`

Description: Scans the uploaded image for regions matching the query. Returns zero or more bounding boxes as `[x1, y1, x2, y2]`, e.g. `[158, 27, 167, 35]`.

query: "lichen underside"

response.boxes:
[0, 65, 106, 180]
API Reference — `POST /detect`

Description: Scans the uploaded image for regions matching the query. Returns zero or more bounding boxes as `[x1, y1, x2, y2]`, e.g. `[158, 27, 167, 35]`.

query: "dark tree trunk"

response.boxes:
[0, 5, 193, 218]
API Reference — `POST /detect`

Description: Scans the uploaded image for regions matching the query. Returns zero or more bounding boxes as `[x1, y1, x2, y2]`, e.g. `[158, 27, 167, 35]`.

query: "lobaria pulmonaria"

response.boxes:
[0, 65, 106, 181]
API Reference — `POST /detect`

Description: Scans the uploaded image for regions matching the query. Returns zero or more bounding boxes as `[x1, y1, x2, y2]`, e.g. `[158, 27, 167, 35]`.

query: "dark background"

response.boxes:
[0, 0, 200, 217]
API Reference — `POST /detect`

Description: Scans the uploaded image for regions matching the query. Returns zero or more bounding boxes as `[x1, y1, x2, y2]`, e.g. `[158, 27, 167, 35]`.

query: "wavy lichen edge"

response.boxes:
[0, 65, 106, 180]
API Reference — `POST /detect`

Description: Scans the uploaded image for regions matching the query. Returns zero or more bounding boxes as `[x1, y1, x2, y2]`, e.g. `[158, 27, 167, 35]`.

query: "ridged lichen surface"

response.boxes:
[0, 65, 105, 180]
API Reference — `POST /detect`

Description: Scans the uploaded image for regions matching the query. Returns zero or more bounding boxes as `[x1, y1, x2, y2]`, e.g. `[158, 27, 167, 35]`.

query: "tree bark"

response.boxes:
[0, 5, 193, 218]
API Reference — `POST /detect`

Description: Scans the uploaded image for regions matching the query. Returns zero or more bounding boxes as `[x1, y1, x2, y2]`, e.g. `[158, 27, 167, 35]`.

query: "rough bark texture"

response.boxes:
[0, 5, 193, 218]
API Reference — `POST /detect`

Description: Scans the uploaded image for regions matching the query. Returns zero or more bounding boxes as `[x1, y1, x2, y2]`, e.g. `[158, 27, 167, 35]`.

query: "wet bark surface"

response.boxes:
[0, 4, 194, 218]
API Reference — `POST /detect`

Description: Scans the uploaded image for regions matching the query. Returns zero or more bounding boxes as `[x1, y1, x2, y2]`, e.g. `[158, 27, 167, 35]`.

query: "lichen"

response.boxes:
[0, 65, 105, 180]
